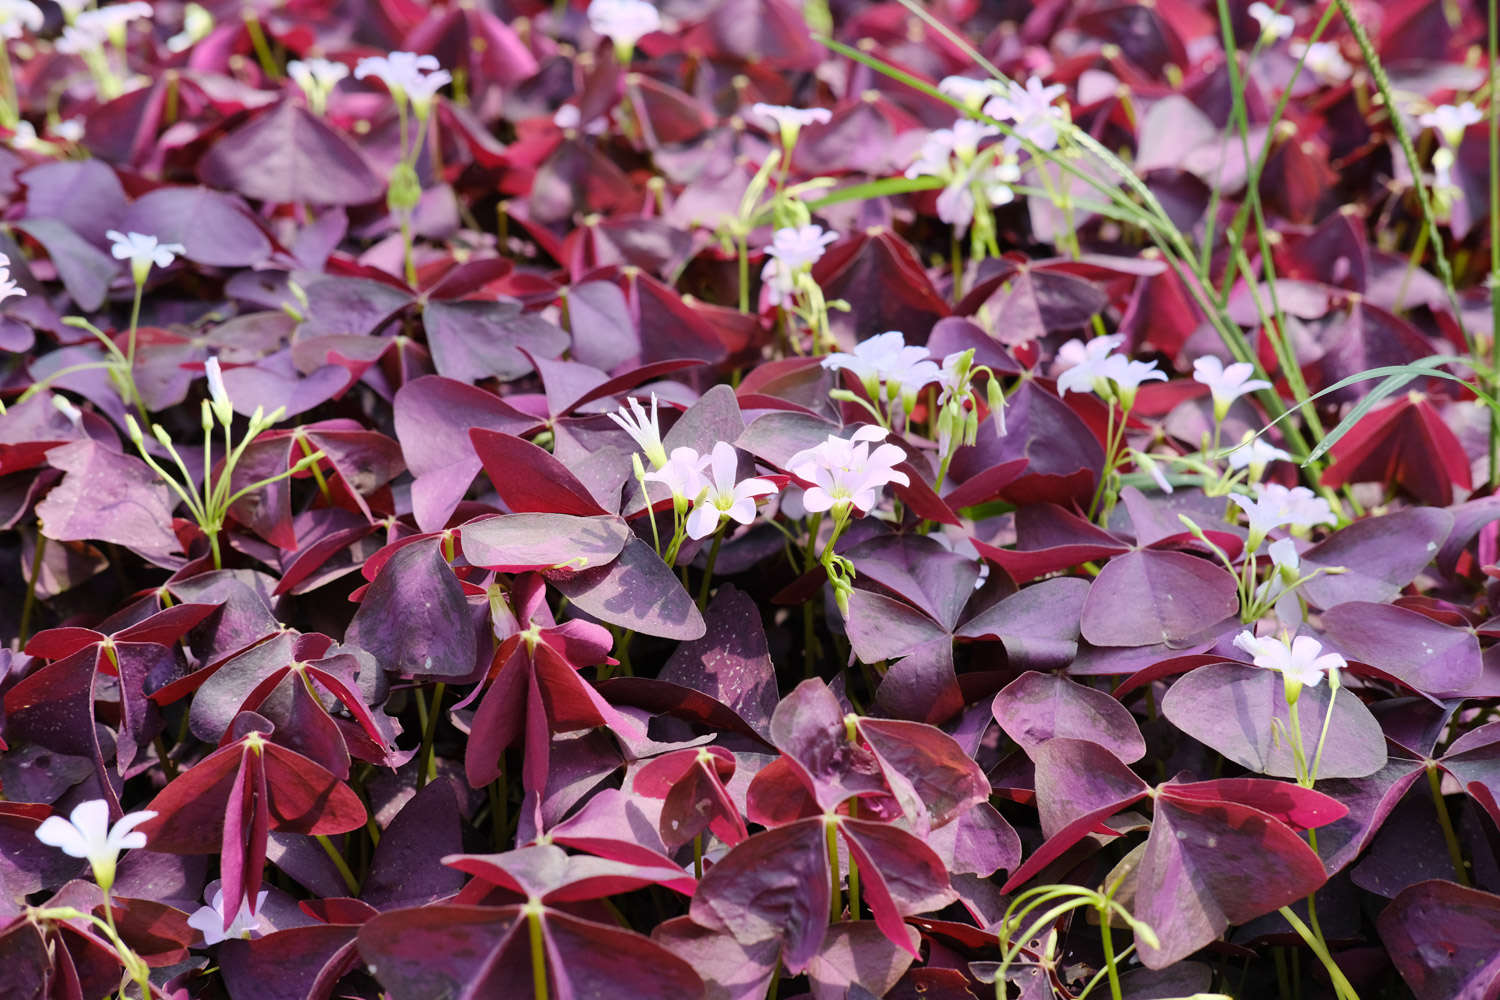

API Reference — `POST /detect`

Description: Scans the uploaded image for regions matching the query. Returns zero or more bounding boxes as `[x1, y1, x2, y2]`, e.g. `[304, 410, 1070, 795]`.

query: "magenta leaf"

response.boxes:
[198, 100, 383, 205]
[1080, 549, 1239, 647]
[1162, 662, 1387, 780]
[346, 538, 479, 679]
[993, 671, 1146, 764]
[35, 440, 182, 563]
[690, 818, 831, 973]
[1321, 601, 1483, 696]
[1134, 792, 1334, 969]
[1378, 880, 1500, 1000]
[553, 536, 706, 640]
[1297, 508, 1454, 609]
[459, 513, 630, 575]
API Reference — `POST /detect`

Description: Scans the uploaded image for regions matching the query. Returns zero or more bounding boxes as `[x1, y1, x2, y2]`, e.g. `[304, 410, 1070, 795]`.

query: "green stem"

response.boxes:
[417, 682, 445, 790]
[825, 817, 842, 922]
[1100, 908, 1123, 1000]
[314, 834, 360, 895]
[1427, 764, 1471, 885]
[18, 530, 44, 646]
[527, 904, 549, 1000]
[1277, 905, 1361, 1000]
[693, 833, 703, 880]
[1393, 220, 1429, 313]
[1330, 0, 1470, 351]
[697, 525, 725, 608]
[737, 231, 750, 314]
[1490, 0, 1500, 488]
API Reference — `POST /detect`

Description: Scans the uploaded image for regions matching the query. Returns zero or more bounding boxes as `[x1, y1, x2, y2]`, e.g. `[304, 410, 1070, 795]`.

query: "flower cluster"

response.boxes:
[905, 120, 1019, 235]
[610, 398, 779, 544]
[355, 51, 451, 118]
[983, 76, 1069, 152]
[0, 250, 24, 303]
[822, 330, 940, 417]
[786, 425, 909, 516]
[1230, 481, 1337, 551]
[1054, 334, 1166, 407]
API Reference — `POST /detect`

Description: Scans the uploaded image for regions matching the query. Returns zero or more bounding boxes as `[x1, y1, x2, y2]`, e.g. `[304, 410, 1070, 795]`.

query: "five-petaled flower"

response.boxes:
[1418, 101, 1483, 149]
[643, 445, 710, 508]
[1233, 630, 1345, 698]
[107, 230, 185, 285]
[288, 57, 350, 115]
[1247, 2, 1294, 42]
[588, 0, 660, 57]
[761, 224, 838, 307]
[188, 886, 269, 945]
[34, 799, 156, 893]
[786, 425, 910, 516]
[1055, 335, 1165, 407]
[686, 441, 778, 540]
[983, 76, 1068, 151]
[749, 103, 832, 147]
[1193, 355, 1272, 422]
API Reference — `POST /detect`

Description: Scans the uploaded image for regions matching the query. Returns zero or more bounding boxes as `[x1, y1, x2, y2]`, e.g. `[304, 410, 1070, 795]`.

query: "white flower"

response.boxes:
[75, 2, 151, 36]
[932, 151, 1020, 234]
[355, 51, 450, 115]
[0, 251, 23, 304]
[1247, 2, 1294, 42]
[51, 394, 84, 426]
[1233, 630, 1344, 690]
[983, 76, 1069, 151]
[204, 356, 233, 423]
[1193, 355, 1271, 420]
[1225, 435, 1292, 473]
[51, 118, 85, 143]
[588, 0, 660, 50]
[166, 2, 213, 53]
[1230, 482, 1336, 548]
[1054, 335, 1163, 404]
[288, 57, 349, 115]
[750, 103, 832, 139]
[0, 0, 42, 40]
[107, 230, 186, 283]
[786, 425, 910, 516]
[686, 441, 778, 540]
[938, 75, 1003, 110]
[643, 445, 710, 503]
[822, 330, 940, 411]
[56, 22, 106, 54]
[1291, 40, 1351, 81]
[188, 887, 269, 946]
[34, 799, 156, 892]
[1419, 102, 1484, 149]
[760, 225, 838, 307]
[608, 393, 669, 469]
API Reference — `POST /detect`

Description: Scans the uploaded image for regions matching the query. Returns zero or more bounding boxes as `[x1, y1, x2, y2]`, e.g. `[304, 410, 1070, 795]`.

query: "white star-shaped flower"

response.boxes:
[1233, 630, 1344, 689]
[983, 76, 1069, 151]
[35, 799, 156, 892]
[188, 887, 269, 946]
[607, 393, 669, 469]
[1247, 2, 1295, 42]
[1193, 355, 1272, 420]
[686, 441, 778, 540]
[107, 230, 186, 283]
[588, 0, 660, 50]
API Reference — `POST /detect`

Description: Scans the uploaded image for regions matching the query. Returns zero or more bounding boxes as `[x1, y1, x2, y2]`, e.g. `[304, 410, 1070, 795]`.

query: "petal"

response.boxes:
[34, 816, 89, 858]
[725, 498, 757, 525]
[802, 487, 834, 513]
[710, 441, 737, 490]
[69, 799, 112, 850]
[686, 504, 719, 540]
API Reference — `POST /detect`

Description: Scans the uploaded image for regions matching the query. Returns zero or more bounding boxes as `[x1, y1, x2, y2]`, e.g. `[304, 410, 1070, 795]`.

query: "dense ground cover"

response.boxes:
[4, 0, 1500, 997]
